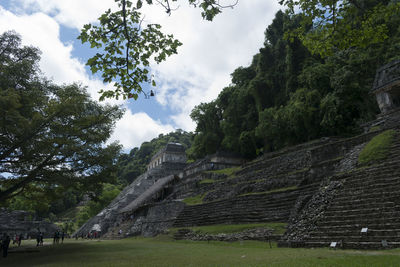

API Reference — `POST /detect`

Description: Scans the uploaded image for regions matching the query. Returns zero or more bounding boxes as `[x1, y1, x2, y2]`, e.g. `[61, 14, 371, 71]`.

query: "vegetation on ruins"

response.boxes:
[182, 193, 206, 205]
[358, 129, 396, 165]
[206, 166, 241, 178]
[238, 186, 298, 197]
[188, 0, 400, 159]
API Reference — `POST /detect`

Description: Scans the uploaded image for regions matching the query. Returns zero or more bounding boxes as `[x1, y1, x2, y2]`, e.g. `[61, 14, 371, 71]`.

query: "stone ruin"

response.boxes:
[75, 143, 244, 238]
[74, 61, 400, 249]
[372, 59, 400, 113]
[0, 208, 59, 238]
[147, 142, 187, 171]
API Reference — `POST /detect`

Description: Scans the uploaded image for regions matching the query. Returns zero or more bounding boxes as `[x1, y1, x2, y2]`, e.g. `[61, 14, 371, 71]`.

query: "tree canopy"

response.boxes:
[188, 1, 400, 159]
[79, 0, 238, 100]
[279, 0, 400, 57]
[0, 31, 124, 203]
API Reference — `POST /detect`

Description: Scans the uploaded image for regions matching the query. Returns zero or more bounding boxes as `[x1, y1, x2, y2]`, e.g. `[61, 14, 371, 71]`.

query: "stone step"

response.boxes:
[315, 223, 400, 232]
[329, 201, 396, 211]
[316, 216, 400, 227]
[333, 189, 400, 203]
[173, 216, 288, 227]
[306, 235, 400, 243]
[323, 205, 400, 217]
[303, 241, 400, 249]
[181, 198, 298, 212]
[310, 229, 400, 237]
[322, 210, 400, 221]
[343, 171, 400, 185]
[175, 210, 291, 221]
[342, 170, 400, 184]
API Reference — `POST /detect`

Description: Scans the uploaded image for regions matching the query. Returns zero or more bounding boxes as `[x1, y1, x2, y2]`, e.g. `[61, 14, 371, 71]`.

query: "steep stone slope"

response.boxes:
[282, 128, 400, 249]
[74, 166, 182, 237]
[170, 131, 380, 230]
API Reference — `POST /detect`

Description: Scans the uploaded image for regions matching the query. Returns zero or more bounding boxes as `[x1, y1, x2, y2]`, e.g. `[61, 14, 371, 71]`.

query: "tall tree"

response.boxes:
[80, 0, 238, 100]
[280, 0, 400, 57]
[0, 31, 124, 202]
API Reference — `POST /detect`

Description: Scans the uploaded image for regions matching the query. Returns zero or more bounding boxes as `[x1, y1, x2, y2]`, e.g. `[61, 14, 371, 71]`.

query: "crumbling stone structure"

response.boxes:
[0, 209, 59, 238]
[147, 143, 187, 171]
[75, 144, 244, 238]
[372, 60, 400, 113]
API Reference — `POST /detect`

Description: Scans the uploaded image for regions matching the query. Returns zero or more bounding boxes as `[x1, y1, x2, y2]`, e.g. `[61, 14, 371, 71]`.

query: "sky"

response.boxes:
[0, 0, 281, 152]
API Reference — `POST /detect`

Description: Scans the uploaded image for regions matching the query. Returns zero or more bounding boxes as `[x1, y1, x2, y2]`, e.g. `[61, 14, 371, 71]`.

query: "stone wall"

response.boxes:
[147, 143, 187, 170]
[0, 209, 59, 238]
[127, 201, 185, 237]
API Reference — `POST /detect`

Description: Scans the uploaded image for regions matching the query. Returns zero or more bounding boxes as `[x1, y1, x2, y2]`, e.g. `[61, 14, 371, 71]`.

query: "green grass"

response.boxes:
[199, 179, 215, 184]
[2, 237, 400, 266]
[369, 125, 381, 132]
[239, 186, 298, 197]
[358, 129, 396, 165]
[206, 166, 241, 178]
[182, 193, 206, 205]
[170, 222, 287, 235]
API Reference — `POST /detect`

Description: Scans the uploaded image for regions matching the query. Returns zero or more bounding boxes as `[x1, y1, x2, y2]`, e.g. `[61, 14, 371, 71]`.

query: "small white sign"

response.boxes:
[330, 242, 337, 248]
[361, 227, 368, 233]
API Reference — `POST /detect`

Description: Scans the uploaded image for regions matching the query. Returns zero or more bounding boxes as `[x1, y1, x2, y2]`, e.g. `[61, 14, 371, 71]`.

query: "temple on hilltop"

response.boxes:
[372, 59, 400, 113]
[147, 143, 187, 171]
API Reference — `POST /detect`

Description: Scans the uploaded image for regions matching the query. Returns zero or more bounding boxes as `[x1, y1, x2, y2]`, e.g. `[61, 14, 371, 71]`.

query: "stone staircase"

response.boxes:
[301, 132, 400, 249]
[173, 183, 318, 227]
[101, 219, 133, 240]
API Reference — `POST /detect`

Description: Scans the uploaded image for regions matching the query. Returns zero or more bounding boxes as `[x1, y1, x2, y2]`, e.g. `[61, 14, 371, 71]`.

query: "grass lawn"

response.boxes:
[1, 237, 400, 267]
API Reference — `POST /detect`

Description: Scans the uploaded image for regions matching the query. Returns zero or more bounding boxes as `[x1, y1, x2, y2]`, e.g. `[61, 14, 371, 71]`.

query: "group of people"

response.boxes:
[12, 233, 23, 247]
[1, 230, 70, 258]
[53, 231, 65, 244]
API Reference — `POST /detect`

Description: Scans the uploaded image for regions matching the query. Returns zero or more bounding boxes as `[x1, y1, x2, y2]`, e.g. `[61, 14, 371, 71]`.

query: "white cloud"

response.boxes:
[0, 1, 282, 149]
[10, 0, 116, 29]
[0, 6, 172, 150]
[108, 110, 175, 150]
[143, 1, 281, 130]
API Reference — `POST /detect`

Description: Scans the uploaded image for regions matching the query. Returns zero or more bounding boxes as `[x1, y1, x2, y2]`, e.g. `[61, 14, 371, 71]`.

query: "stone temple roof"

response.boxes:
[372, 59, 400, 93]
[150, 143, 185, 161]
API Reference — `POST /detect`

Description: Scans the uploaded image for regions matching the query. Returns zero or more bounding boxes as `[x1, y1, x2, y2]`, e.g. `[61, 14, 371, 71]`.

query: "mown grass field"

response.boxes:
[1, 237, 400, 267]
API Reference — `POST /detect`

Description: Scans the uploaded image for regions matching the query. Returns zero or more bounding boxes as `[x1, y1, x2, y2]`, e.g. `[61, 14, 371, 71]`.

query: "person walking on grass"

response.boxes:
[40, 232, 43, 246]
[18, 233, 22, 247]
[36, 232, 40, 247]
[2, 234, 10, 258]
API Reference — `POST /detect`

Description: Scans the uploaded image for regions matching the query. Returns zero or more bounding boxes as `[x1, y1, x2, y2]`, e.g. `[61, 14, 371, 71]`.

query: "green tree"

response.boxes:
[188, 101, 223, 159]
[80, 0, 238, 100]
[280, 0, 400, 57]
[0, 31, 124, 202]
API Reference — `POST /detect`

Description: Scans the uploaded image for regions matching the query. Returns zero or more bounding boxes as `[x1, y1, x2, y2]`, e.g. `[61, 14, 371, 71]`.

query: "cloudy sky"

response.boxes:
[0, 0, 281, 151]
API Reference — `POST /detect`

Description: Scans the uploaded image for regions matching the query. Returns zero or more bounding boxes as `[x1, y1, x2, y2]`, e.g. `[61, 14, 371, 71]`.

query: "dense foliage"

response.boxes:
[189, 1, 400, 159]
[280, 0, 400, 57]
[117, 129, 193, 184]
[0, 31, 123, 203]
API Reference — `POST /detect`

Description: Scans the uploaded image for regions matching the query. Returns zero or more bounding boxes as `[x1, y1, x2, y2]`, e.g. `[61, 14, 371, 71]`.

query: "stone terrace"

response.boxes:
[286, 129, 400, 249]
